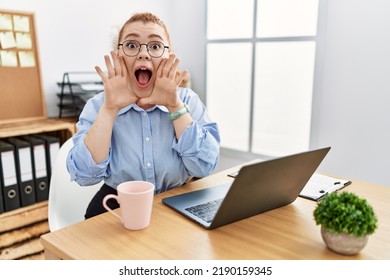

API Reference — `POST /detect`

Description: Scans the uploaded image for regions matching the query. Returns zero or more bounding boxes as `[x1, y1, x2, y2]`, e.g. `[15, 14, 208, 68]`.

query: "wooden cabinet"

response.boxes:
[0, 201, 48, 259]
[1, 9, 77, 259]
[0, 118, 75, 260]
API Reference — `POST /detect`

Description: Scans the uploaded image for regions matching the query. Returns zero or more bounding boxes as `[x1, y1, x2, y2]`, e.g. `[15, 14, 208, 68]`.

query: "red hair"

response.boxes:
[115, 12, 171, 49]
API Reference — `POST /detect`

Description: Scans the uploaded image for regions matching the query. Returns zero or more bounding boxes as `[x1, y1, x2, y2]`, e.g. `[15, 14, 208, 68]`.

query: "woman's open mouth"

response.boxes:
[135, 68, 152, 87]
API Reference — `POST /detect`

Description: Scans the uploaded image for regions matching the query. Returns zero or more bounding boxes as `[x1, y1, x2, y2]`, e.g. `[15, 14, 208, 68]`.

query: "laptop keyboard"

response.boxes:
[185, 198, 223, 223]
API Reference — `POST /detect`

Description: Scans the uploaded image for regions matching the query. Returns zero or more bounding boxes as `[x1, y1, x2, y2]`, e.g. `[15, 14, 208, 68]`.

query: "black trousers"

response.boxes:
[85, 183, 119, 219]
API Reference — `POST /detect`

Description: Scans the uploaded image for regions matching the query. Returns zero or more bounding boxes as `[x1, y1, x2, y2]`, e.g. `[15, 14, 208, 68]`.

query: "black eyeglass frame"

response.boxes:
[118, 40, 170, 58]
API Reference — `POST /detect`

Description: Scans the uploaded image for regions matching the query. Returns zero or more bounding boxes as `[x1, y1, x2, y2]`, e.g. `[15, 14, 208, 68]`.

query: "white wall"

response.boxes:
[2, 0, 389, 186]
[311, 0, 390, 186]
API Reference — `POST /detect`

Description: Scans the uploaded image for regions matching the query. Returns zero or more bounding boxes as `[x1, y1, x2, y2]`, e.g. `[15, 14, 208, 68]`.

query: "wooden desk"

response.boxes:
[40, 166, 390, 260]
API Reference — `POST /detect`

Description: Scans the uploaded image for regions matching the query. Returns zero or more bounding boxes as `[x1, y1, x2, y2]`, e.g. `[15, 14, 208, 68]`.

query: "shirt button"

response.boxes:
[146, 162, 152, 167]
[143, 112, 147, 117]
[145, 137, 150, 142]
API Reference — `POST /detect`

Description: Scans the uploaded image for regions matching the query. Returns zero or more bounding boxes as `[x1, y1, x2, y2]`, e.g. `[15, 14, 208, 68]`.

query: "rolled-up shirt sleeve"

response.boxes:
[66, 93, 110, 186]
[172, 121, 220, 177]
[66, 136, 110, 186]
[172, 90, 220, 177]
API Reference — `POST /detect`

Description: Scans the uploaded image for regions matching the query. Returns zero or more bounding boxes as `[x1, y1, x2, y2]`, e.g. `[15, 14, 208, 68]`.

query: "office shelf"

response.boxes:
[0, 118, 76, 260]
[57, 72, 103, 119]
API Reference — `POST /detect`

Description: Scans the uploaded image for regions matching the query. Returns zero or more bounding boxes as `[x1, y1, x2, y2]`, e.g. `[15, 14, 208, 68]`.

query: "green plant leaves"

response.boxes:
[313, 191, 377, 237]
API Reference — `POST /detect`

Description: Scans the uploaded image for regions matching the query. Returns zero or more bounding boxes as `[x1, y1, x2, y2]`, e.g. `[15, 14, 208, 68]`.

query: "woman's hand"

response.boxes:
[95, 51, 138, 113]
[137, 54, 188, 110]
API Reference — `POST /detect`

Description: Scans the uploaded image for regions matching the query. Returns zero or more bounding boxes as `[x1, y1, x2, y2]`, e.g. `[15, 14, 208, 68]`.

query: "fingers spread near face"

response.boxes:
[169, 56, 181, 80]
[95, 65, 106, 82]
[104, 53, 115, 78]
[157, 54, 182, 83]
[156, 59, 167, 78]
[163, 54, 178, 79]
[95, 55, 111, 82]
[95, 52, 127, 82]
[175, 69, 189, 86]
[112, 51, 128, 78]
[109, 51, 127, 78]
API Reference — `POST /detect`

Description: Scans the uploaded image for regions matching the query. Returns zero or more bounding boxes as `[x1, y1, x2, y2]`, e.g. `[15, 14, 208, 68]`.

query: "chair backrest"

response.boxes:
[48, 138, 103, 231]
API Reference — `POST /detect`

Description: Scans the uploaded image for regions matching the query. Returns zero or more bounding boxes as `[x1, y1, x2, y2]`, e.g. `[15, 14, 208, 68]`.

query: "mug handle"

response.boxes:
[102, 194, 122, 223]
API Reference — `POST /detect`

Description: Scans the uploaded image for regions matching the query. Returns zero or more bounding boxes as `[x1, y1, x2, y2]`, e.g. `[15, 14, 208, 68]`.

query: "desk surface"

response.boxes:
[41, 165, 390, 260]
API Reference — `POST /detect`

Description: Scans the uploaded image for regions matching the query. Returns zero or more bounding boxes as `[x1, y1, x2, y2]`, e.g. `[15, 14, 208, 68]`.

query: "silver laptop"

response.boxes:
[162, 147, 331, 229]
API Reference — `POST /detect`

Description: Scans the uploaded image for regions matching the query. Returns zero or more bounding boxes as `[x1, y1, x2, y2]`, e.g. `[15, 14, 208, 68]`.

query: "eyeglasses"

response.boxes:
[118, 40, 169, 58]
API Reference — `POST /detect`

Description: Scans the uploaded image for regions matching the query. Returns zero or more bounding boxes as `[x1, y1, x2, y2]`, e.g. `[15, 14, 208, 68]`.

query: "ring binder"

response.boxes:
[0, 180, 3, 214]
[5, 137, 37, 207]
[0, 140, 21, 211]
[20, 135, 49, 202]
[34, 134, 60, 181]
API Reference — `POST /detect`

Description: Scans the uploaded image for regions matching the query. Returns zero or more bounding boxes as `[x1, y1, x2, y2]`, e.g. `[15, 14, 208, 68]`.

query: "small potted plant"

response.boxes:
[313, 191, 378, 255]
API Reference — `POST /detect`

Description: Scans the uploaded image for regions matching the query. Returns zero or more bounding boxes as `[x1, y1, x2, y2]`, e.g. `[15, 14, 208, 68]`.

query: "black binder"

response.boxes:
[21, 135, 49, 202]
[6, 137, 36, 207]
[0, 140, 21, 212]
[35, 134, 60, 181]
[0, 179, 3, 214]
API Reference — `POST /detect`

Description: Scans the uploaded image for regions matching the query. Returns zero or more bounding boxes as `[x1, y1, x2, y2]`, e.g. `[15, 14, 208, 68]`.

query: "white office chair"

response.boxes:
[48, 138, 103, 232]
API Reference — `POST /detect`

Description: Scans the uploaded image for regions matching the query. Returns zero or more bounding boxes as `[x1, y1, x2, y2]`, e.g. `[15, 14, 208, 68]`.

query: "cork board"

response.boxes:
[0, 9, 46, 124]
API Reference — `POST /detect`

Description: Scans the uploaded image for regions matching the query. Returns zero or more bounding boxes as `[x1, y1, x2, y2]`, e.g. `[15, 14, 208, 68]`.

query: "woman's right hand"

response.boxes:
[95, 51, 138, 113]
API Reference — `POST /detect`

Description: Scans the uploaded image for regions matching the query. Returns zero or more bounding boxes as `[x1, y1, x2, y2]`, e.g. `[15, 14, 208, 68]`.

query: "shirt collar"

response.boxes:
[118, 103, 169, 115]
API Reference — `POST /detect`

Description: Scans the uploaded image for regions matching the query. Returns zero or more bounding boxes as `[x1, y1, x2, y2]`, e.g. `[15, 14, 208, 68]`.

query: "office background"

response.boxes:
[2, 0, 389, 186]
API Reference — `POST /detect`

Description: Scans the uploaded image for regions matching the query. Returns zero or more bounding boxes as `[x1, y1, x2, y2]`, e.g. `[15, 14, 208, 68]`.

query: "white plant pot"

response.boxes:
[321, 226, 368, 255]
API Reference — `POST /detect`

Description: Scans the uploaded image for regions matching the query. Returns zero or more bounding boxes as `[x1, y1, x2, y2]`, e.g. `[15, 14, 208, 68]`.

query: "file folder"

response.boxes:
[0, 181, 4, 214]
[0, 140, 21, 212]
[21, 135, 49, 202]
[6, 137, 36, 207]
[35, 134, 60, 181]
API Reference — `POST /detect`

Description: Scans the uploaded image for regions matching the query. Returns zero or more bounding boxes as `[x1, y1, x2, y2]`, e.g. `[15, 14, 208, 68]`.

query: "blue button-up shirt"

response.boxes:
[66, 87, 220, 193]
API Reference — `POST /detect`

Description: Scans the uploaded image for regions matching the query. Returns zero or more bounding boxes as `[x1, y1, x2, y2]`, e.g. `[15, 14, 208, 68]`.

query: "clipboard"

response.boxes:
[299, 173, 352, 201]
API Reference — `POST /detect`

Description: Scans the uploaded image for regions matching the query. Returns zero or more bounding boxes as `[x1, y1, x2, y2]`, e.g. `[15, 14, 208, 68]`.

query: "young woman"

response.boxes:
[66, 12, 220, 218]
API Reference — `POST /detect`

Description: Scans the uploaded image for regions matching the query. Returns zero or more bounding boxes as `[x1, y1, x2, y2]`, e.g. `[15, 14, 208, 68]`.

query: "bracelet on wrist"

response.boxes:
[169, 103, 190, 121]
